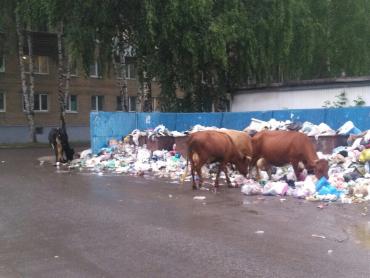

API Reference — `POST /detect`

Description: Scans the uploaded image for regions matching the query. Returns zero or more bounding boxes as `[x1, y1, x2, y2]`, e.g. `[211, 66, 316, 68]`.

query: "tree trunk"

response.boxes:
[15, 11, 36, 143]
[143, 79, 152, 112]
[57, 22, 66, 131]
[112, 35, 129, 112]
[26, 31, 37, 142]
[119, 50, 129, 112]
[64, 53, 71, 113]
[111, 40, 123, 110]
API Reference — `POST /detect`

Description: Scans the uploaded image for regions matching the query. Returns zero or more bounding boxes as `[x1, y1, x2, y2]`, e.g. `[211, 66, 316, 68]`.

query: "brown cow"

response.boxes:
[187, 130, 249, 189]
[218, 129, 253, 174]
[251, 130, 328, 180]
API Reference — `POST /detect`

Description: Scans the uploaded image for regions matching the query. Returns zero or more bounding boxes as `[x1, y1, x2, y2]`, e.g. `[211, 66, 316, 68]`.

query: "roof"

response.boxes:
[235, 76, 370, 94]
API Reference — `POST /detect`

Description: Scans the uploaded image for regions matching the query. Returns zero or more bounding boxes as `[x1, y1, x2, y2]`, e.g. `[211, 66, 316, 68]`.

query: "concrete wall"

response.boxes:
[232, 84, 370, 112]
[0, 126, 90, 144]
[90, 109, 370, 153]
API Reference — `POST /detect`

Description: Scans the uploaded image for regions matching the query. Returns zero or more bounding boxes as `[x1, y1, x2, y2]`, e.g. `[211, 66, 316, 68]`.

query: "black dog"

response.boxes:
[48, 128, 75, 163]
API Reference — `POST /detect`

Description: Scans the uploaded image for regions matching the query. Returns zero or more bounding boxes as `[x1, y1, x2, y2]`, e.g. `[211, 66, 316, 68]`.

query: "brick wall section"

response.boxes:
[0, 41, 161, 127]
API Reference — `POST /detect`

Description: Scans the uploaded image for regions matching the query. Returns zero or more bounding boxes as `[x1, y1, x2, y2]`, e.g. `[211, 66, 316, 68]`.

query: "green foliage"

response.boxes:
[332, 91, 348, 108]
[3, 0, 370, 111]
[353, 96, 366, 107]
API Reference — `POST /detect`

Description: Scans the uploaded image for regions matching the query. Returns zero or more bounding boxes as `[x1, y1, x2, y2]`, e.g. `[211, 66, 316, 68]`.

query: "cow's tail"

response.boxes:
[181, 144, 194, 184]
[180, 154, 189, 184]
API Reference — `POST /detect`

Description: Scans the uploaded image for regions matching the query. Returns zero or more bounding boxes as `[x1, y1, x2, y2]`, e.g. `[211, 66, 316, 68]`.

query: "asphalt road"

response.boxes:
[0, 147, 369, 278]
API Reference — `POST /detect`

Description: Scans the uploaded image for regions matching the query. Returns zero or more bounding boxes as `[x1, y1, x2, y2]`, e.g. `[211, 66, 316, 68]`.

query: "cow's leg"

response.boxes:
[57, 144, 63, 162]
[291, 160, 301, 180]
[191, 152, 203, 190]
[223, 164, 232, 187]
[266, 165, 272, 180]
[52, 143, 59, 164]
[190, 162, 196, 189]
[250, 157, 261, 180]
[195, 163, 203, 189]
[215, 162, 230, 188]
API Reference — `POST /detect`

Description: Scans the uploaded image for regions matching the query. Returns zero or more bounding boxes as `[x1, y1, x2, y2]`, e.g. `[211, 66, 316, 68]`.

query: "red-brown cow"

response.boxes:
[218, 129, 253, 175]
[187, 130, 249, 189]
[251, 130, 328, 180]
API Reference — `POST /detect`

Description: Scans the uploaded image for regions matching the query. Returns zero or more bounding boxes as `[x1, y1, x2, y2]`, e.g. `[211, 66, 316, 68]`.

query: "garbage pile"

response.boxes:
[70, 140, 188, 180]
[240, 128, 370, 203]
[243, 119, 363, 137]
[70, 120, 370, 204]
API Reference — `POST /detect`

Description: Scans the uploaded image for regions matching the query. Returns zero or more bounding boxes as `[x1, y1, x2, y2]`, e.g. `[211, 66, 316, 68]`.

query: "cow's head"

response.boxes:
[235, 155, 251, 176]
[314, 159, 329, 179]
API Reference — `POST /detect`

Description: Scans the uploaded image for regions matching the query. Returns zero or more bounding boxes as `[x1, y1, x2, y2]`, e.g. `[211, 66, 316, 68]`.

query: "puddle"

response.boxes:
[352, 222, 370, 249]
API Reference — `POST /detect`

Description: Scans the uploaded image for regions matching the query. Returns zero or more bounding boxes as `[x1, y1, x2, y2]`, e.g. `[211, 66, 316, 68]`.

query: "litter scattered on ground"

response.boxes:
[255, 230, 265, 234]
[312, 234, 326, 239]
[193, 196, 206, 200]
[64, 120, 370, 205]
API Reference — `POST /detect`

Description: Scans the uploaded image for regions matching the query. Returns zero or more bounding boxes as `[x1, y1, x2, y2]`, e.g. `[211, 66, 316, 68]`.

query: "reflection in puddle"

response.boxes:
[353, 222, 370, 249]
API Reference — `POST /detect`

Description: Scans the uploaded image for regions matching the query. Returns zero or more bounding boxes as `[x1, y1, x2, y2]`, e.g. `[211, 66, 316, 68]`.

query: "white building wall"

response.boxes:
[232, 85, 370, 112]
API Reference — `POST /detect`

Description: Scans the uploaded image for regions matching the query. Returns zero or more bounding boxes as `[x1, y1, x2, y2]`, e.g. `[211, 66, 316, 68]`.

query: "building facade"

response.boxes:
[232, 78, 370, 112]
[0, 31, 160, 143]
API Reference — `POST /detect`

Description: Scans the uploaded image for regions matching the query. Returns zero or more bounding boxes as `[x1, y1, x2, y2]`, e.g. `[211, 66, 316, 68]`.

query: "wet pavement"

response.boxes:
[0, 148, 369, 278]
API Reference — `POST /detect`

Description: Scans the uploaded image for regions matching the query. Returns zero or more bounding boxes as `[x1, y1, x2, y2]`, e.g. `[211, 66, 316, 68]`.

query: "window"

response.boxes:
[89, 61, 100, 78]
[66, 95, 78, 112]
[129, 96, 137, 111]
[125, 63, 136, 79]
[23, 93, 48, 112]
[24, 56, 49, 74]
[116, 96, 123, 111]
[91, 95, 104, 111]
[116, 96, 136, 111]
[0, 54, 4, 72]
[0, 92, 5, 112]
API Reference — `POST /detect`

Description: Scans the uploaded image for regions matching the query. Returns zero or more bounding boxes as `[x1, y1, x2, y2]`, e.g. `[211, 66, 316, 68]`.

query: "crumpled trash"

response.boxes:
[262, 181, 289, 196]
[286, 122, 303, 131]
[241, 180, 263, 195]
[193, 196, 206, 200]
[189, 124, 219, 133]
[315, 177, 342, 198]
[79, 149, 92, 159]
[337, 121, 362, 135]
[289, 175, 317, 198]
[300, 121, 315, 134]
[307, 123, 335, 137]
[359, 149, 370, 163]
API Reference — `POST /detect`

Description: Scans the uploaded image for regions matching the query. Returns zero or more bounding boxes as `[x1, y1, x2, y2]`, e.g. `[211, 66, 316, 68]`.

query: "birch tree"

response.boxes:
[15, 4, 36, 142]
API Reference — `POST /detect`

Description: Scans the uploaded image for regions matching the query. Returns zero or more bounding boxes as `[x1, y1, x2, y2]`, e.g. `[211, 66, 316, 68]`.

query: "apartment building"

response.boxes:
[0, 31, 160, 143]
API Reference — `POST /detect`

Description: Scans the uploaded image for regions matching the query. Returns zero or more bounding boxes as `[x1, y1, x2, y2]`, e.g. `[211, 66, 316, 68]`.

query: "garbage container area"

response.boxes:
[309, 135, 349, 154]
[145, 134, 349, 155]
[146, 136, 175, 152]
[174, 136, 189, 158]
[129, 135, 147, 146]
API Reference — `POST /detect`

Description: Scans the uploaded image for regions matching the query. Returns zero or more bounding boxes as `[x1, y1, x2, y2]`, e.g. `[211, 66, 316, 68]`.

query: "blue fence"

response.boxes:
[90, 107, 370, 153]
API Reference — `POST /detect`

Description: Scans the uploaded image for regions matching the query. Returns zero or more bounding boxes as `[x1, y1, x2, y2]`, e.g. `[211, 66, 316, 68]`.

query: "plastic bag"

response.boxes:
[262, 181, 288, 196]
[315, 177, 342, 198]
[359, 149, 370, 163]
[241, 181, 263, 195]
[337, 121, 362, 135]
